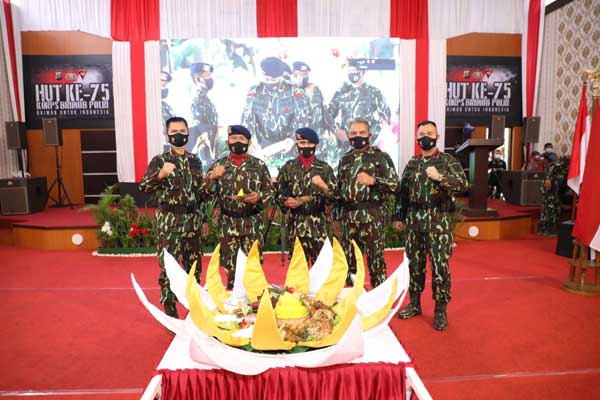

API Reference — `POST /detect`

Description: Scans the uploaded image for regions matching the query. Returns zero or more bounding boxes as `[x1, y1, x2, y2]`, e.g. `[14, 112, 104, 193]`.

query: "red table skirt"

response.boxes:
[159, 362, 408, 400]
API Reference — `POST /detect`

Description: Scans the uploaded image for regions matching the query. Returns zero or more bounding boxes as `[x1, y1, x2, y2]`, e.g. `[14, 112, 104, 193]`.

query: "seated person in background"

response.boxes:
[542, 142, 558, 163]
[524, 151, 547, 173]
[488, 149, 506, 199]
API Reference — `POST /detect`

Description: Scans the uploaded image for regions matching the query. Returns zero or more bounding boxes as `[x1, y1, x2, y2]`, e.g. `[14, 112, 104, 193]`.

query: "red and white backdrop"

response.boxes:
[0, 0, 543, 182]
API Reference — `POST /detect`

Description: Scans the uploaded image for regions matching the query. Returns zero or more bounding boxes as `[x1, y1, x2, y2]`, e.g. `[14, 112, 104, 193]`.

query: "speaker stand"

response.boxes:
[47, 146, 73, 209]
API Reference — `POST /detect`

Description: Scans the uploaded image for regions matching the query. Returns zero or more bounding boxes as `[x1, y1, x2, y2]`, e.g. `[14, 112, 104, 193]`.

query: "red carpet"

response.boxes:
[1, 237, 599, 399]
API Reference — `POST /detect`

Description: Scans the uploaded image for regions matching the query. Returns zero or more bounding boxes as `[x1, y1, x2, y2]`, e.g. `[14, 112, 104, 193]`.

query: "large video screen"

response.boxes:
[159, 37, 401, 175]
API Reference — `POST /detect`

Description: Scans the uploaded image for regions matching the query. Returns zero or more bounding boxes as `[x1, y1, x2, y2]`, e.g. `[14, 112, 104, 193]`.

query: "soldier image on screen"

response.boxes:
[189, 62, 219, 168]
[326, 59, 391, 153]
[160, 71, 174, 124]
[139, 116, 208, 319]
[277, 128, 336, 265]
[291, 61, 335, 163]
[241, 57, 310, 161]
[202, 125, 275, 289]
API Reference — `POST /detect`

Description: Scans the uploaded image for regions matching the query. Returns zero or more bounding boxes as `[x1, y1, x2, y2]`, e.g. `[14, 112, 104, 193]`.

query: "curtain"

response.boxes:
[257, 0, 297, 37]
[0, 22, 17, 178]
[536, 9, 559, 152]
[145, 40, 163, 161]
[11, 0, 111, 37]
[113, 41, 135, 183]
[390, 0, 428, 39]
[297, 0, 390, 37]
[428, 39, 446, 151]
[428, 0, 524, 39]
[160, 0, 257, 39]
[398, 40, 416, 173]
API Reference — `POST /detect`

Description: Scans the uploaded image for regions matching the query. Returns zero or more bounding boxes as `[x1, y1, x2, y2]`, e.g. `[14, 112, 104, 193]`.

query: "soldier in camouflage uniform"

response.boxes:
[139, 117, 208, 318]
[538, 156, 570, 236]
[327, 59, 391, 153]
[161, 71, 174, 124]
[241, 57, 309, 159]
[394, 120, 468, 331]
[277, 127, 336, 265]
[202, 125, 275, 288]
[189, 62, 219, 168]
[332, 118, 399, 288]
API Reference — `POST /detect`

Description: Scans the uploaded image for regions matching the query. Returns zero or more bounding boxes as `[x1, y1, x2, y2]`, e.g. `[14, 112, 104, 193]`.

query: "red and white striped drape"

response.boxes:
[0, 0, 543, 181]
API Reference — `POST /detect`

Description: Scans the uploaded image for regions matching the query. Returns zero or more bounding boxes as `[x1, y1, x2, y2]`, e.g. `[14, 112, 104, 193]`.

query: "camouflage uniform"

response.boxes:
[139, 150, 205, 317]
[538, 158, 569, 236]
[394, 150, 467, 304]
[277, 157, 336, 265]
[333, 146, 399, 287]
[189, 93, 219, 167]
[241, 81, 309, 150]
[203, 154, 275, 288]
[326, 82, 391, 152]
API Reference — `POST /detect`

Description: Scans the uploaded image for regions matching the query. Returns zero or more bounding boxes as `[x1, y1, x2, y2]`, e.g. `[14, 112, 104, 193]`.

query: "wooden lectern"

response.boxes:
[455, 138, 504, 217]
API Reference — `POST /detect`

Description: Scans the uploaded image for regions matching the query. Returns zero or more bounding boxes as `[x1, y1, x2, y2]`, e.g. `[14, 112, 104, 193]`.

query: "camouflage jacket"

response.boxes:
[191, 93, 218, 130]
[294, 85, 326, 132]
[542, 157, 569, 196]
[139, 150, 205, 234]
[241, 81, 310, 147]
[277, 158, 336, 237]
[326, 82, 391, 137]
[203, 154, 275, 237]
[394, 150, 468, 233]
[333, 146, 399, 224]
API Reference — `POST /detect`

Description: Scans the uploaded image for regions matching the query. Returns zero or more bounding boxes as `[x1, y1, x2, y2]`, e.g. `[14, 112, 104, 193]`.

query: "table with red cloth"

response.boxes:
[150, 325, 419, 400]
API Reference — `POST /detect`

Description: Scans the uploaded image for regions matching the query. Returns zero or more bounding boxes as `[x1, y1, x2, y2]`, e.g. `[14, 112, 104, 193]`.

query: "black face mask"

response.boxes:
[348, 72, 361, 84]
[161, 88, 169, 99]
[229, 141, 248, 155]
[203, 78, 214, 91]
[168, 133, 188, 148]
[417, 136, 437, 151]
[298, 145, 315, 157]
[350, 136, 369, 150]
[295, 76, 309, 88]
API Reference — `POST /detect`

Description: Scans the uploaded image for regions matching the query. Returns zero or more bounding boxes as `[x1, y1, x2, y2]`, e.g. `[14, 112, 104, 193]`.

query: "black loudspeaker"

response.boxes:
[490, 115, 505, 139]
[556, 220, 574, 258]
[43, 118, 62, 146]
[523, 117, 540, 143]
[5, 121, 27, 150]
[0, 177, 48, 215]
[500, 170, 544, 205]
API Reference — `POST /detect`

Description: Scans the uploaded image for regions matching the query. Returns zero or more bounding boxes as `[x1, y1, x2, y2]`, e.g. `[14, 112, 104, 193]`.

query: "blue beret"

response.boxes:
[228, 125, 251, 139]
[293, 61, 311, 72]
[190, 62, 214, 75]
[348, 58, 367, 70]
[295, 127, 319, 144]
[261, 57, 285, 78]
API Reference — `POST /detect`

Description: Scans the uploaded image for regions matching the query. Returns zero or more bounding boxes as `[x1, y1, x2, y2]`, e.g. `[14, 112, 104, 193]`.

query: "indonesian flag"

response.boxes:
[567, 85, 591, 195]
[572, 101, 600, 252]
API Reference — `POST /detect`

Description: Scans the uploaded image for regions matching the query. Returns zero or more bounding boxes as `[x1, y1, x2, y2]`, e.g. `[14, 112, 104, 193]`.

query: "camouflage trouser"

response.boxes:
[538, 194, 561, 235]
[157, 232, 202, 317]
[342, 218, 387, 288]
[288, 234, 327, 266]
[220, 235, 263, 289]
[405, 230, 454, 303]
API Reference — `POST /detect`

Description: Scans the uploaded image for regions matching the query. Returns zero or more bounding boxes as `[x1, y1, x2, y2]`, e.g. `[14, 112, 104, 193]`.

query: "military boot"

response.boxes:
[164, 301, 179, 319]
[433, 302, 448, 331]
[397, 294, 422, 319]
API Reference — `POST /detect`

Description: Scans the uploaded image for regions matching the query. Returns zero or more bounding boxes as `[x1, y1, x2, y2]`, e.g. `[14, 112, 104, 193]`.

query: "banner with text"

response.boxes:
[23, 55, 114, 128]
[445, 56, 522, 127]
